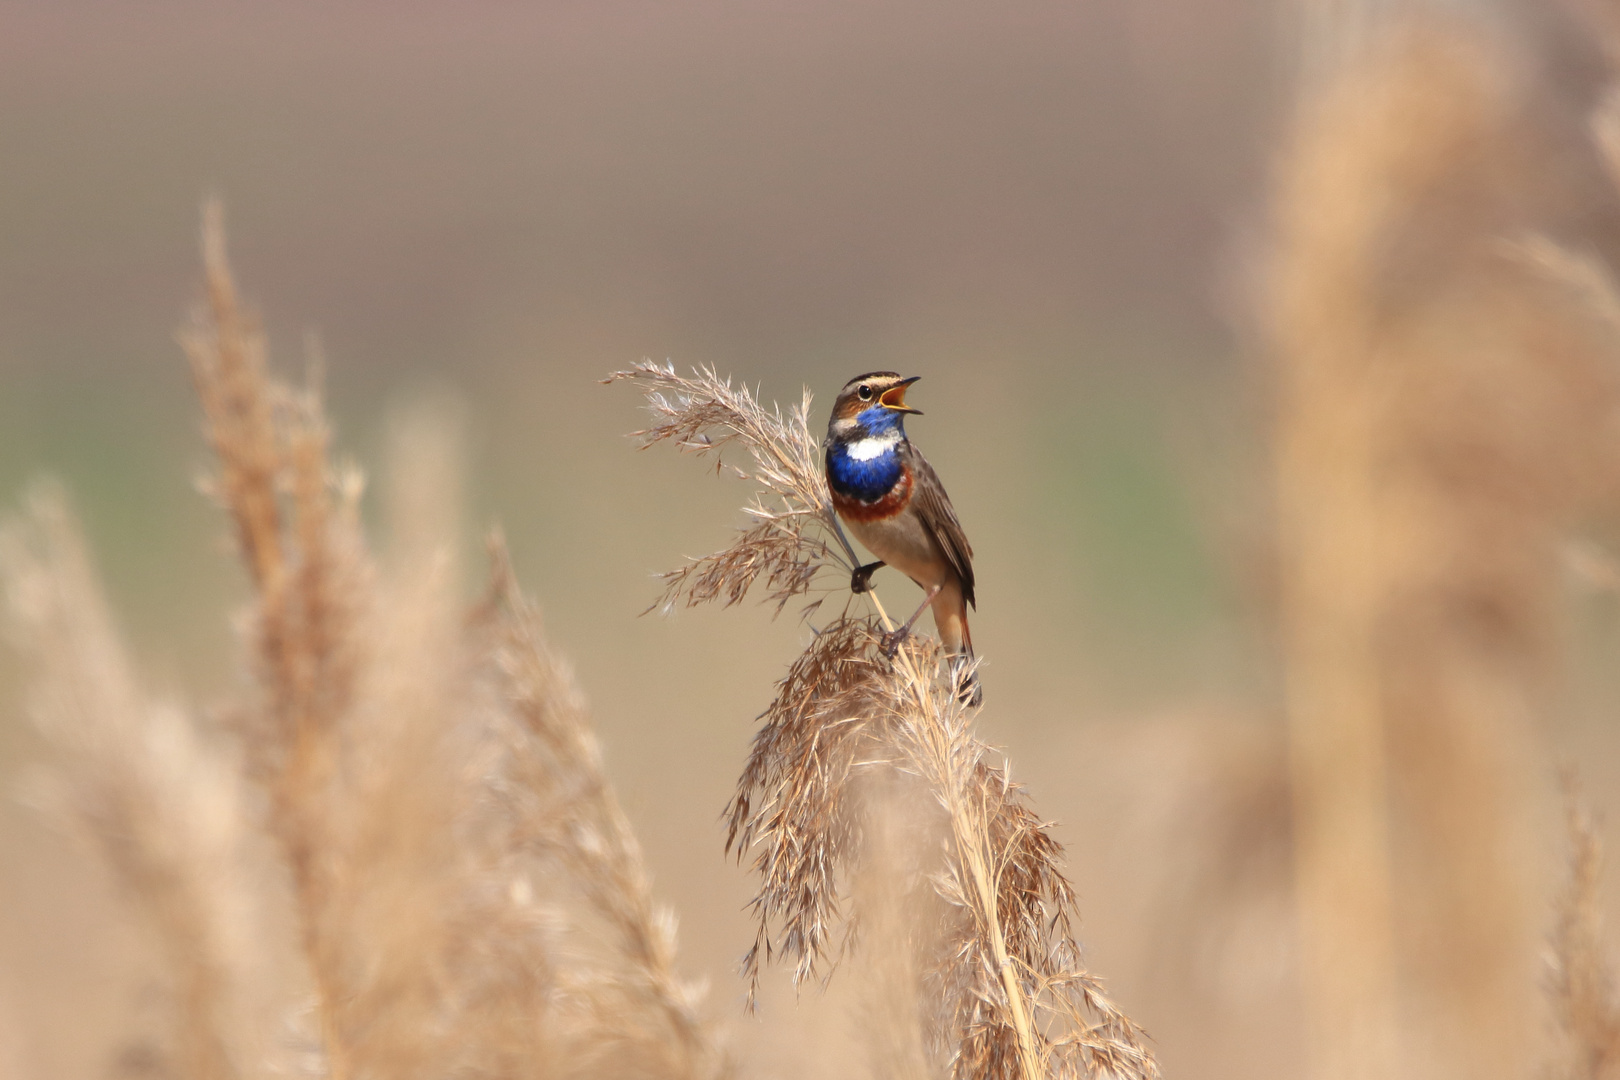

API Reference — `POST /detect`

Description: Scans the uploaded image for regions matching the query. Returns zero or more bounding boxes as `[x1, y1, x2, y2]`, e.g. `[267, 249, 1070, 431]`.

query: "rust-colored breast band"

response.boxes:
[832, 464, 913, 523]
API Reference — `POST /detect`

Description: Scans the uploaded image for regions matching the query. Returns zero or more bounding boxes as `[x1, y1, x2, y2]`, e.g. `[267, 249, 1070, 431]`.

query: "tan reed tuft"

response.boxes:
[606, 362, 855, 618]
[615, 362, 1157, 1080]
[475, 536, 729, 1080]
[179, 199, 369, 1076]
[1270, 17, 1620, 1080]
[1, 205, 731, 1080]
[1531, 8, 1620, 1068]
[1547, 773, 1620, 1080]
[0, 485, 289, 1080]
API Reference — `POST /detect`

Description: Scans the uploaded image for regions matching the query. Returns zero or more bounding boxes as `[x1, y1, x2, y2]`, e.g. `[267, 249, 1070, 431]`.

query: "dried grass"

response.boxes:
[1532, 8, 1620, 1071]
[618, 365, 1157, 1079]
[2, 206, 730, 1080]
[1546, 773, 1620, 1080]
[476, 538, 728, 1080]
[0, 486, 290, 1080]
[1270, 17, 1620, 1080]
[604, 362, 855, 618]
[180, 200, 368, 1076]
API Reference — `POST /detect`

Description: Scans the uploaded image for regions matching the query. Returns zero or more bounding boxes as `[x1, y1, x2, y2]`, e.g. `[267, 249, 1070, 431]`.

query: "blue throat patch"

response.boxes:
[827, 407, 905, 501]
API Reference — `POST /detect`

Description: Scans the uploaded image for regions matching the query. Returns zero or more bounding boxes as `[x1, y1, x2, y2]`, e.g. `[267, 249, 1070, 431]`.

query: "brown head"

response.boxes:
[827, 372, 922, 439]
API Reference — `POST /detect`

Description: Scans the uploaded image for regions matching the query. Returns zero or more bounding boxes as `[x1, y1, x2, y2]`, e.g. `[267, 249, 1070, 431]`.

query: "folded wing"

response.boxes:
[905, 445, 976, 609]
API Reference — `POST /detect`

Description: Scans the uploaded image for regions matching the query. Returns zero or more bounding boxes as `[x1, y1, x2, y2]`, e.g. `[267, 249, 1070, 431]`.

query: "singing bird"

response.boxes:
[825, 372, 981, 705]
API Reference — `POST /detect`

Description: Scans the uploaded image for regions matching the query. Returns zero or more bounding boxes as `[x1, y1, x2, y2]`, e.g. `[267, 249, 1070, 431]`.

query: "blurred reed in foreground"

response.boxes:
[610, 363, 1157, 1080]
[1, 206, 729, 1080]
[0, 485, 292, 1080]
[1548, 773, 1620, 1080]
[1270, 15, 1620, 1080]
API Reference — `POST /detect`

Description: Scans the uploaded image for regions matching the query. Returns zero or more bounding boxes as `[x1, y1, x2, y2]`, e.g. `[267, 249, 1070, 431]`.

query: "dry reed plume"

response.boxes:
[1536, 7, 1620, 1072]
[1547, 773, 1620, 1080]
[1270, 17, 1620, 1080]
[1, 206, 729, 1080]
[607, 363, 854, 617]
[1529, 10, 1620, 1069]
[612, 362, 1157, 1080]
[474, 544, 726, 1080]
[0, 485, 291, 1080]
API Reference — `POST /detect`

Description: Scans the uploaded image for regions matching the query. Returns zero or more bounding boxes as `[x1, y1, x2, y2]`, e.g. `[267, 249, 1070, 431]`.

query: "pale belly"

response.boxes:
[845, 511, 949, 589]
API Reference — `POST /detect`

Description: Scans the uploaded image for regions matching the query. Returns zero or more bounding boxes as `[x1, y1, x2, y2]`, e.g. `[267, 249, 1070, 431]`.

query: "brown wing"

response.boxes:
[904, 443, 976, 608]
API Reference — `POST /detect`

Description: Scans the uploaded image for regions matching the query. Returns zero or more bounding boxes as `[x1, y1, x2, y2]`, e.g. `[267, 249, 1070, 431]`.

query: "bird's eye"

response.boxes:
[857, 385, 873, 401]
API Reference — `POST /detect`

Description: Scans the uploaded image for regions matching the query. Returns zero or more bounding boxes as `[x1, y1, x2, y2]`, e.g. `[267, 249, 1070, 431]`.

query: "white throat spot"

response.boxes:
[846, 431, 901, 461]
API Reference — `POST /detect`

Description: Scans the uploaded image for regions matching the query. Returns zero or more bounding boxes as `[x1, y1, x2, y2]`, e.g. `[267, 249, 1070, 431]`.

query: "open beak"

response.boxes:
[879, 376, 923, 415]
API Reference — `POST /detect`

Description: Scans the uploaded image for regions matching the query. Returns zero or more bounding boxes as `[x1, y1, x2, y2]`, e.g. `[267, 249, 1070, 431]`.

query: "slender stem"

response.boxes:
[827, 512, 863, 571]
[971, 837, 1042, 1080]
[866, 587, 895, 632]
[873, 594, 1046, 1080]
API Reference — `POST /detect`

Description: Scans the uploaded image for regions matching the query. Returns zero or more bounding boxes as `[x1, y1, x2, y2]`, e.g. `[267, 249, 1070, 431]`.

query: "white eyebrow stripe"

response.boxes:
[845, 431, 901, 461]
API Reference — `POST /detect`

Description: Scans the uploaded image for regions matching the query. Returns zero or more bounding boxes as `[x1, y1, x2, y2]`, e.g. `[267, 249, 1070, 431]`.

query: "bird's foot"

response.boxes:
[850, 560, 885, 594]
[879, 625, 911, 658]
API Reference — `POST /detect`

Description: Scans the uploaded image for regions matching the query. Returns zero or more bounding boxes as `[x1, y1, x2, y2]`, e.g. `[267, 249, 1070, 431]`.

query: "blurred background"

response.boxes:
[6, 2, 1620, 1079]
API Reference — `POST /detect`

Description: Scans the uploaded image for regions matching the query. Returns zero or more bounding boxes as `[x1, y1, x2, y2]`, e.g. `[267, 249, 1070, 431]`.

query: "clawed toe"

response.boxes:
[879, 627, 910, 658]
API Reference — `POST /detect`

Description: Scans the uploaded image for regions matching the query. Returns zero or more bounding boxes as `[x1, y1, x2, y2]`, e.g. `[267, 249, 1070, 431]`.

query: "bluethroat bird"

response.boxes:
[825, 372, 981, 706]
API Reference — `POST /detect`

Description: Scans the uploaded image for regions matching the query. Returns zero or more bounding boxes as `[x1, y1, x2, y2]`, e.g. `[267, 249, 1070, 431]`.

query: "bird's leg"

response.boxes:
[881, 584, 941, 658]
[850, 560, 886, 594]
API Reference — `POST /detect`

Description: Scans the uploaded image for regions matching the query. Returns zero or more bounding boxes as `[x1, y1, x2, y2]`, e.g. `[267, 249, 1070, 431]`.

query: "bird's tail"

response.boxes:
[932, 584, 981, 706]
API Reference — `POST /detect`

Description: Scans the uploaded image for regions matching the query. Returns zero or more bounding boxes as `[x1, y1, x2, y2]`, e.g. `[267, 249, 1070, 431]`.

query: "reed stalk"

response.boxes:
[0, 205, 730, 1080]
[1270, 17, 1620, 1080]
[1547, 772, 1620, 1080]
[0, 487, 281, 1080]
